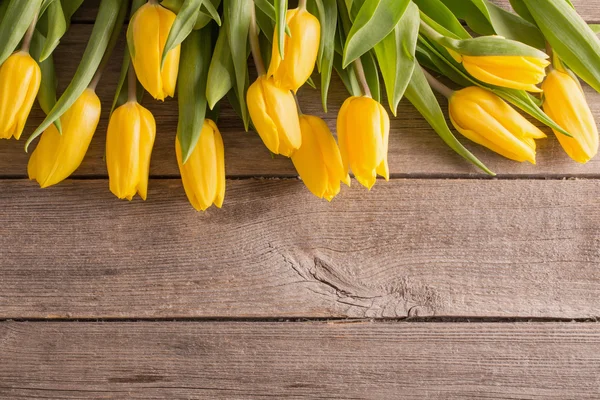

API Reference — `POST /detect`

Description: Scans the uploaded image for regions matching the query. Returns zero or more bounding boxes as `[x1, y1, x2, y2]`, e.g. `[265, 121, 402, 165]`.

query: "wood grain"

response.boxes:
[2, 178, 599, 319]
[1, 321, 599, 399]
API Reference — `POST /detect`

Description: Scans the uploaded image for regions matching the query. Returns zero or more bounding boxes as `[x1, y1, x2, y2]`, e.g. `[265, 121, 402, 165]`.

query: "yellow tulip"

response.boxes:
[28, 89, 101, 188]
[542, 69, 599, 164]
[0, 51, 41, 140]
[176, 119, 225, 211]
[291, 115, 350, 201]
[457, 55, 549, 93]
[337, 96, 390, 189]
[106, 101, 156, 200]
[247, 75, 301, 156]
[127, 1, 180, 101]
[449, 86, 546, 163]
[267, 7, 320, 93]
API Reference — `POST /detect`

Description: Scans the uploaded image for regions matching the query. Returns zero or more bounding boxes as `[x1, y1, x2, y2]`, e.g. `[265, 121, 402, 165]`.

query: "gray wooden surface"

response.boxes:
[1, 1, 600, 398]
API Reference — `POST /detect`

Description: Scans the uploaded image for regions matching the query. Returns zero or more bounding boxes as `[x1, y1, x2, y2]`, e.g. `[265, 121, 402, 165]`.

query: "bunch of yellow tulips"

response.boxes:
[1, 0, 599, 211]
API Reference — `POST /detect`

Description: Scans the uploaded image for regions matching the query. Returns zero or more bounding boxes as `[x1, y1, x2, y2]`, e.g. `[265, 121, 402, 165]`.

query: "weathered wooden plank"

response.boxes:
[4, 22, 600, 179]
[1, 321, 599, 399]
[1, 178, 599, 319]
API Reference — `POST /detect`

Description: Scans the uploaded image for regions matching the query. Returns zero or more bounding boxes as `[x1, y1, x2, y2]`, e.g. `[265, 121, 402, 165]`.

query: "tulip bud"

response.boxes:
[127, 2, 180, 101]
[542, 69, 599, 163]
[106, 101, 156, 200]
[267, 7, 320, 93]
[337, 96, 390, 189]
[28, 89, 101, 188]
[456, 55, 549, 93]
[176, 119, 225, 211]
[0, 52, 41, 140]
[291, 115, 350, 201]
[449, 87, 546, 163]
[247, 75, 302, 157]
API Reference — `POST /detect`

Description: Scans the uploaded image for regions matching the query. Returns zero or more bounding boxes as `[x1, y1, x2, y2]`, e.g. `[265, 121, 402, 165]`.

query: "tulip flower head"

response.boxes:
[454, 54, 549, 93]
[28, 89, 101, 188]
[247, 75, 302, 157]
[337, 96, 390, 189]
[449, 87, 546, 163]
[0, 51, 41, 140]
[106, 101, 156, 201]
[291, 115, 350, 201]
[267, 7, 321, 93]
[176, 119, 225, 211]
[127, 1, 180, 101]
[542, 69, 599, 164]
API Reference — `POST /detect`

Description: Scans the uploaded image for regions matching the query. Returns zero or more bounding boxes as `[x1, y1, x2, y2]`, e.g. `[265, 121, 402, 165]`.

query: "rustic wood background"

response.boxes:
[1, 0, 600, 398]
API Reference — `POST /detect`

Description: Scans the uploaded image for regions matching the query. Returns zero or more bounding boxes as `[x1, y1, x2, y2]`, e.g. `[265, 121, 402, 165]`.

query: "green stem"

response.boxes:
[127, 63, 137, 102]
[421, 68, 454, 99]
[419, 19, 445, 44]
[298, 0, 307, 10]
[249, 4, 266, 75]
[353, 57, 371, 97]
[293, 93, 303, 115]
[21, 10, 39, 53]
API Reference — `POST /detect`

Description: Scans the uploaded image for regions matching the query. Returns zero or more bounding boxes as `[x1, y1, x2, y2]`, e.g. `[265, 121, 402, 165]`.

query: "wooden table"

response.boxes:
[2, 1, 600, 398]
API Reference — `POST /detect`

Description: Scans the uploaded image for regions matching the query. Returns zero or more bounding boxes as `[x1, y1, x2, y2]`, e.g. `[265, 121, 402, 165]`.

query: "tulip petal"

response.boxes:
[247, 77, 280, 154]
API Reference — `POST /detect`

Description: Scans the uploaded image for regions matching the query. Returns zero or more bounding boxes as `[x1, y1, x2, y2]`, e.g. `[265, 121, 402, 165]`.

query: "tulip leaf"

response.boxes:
[342, 0, 410, 67]
[161, 0, 221, 29]
[374, 1, 418, 116]
[224, 0, 252, 130]
[161, 0, 203, 70]
[438, 0, 544, 49]
[360, 51, 380, 103]
[27, 0, 127, 150]
[523, 0, 600, 94]
[412, 0, 470, 39]
[0, 0, 44, 65]
[333, 51, 361, 97]
[39, 0, 58, 17]
[405, 64, 494, 176]
[274, 0, 288, 58]
[30, 29, 61, 133]
[111, 0, 146, 115]
[62, 0, 85, 22]
[311, 0, 337, 112]
[439, 35, 548, 59]
[255, 3, 275, 42]
[590, 24, 600, 35]
[178, 27, 212, 163]
[206, 23, 235, 110]
[39, 0, 67, 61]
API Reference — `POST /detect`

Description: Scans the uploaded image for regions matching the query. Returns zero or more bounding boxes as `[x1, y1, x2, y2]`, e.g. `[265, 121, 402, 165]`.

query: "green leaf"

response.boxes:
[589, 24, 600, 35]
[374, 1, 418, 116]
[412, 0, 470, 39]
[111, 0, 145, 115]
[438, 0, 544, 49]
[404, 64, 494, 175]
[255, 3, 275, 42]
[39, 0, 58, 17]
[0, 0, 44, 65]
[161, 0, 203, 69]
[161, 0, 221, 29]
[30, 29, 61, 132]
[224, 0, 252, 130]
[523, 0, 600, 93]
[39, 0, 67, 61]
[27, 0, 127, 150]
[274, 0, 288, 58]
[62, 0, 85, 22]
[177, 27, 212, 163]
[509, 0, 536, 25]
[333, 51, 361, 96]
[342, 0, 410, 67]
[206, 23, 235, 109]
[360, 51, 380, 103]
[439, 35, 548, 58]
[311, 0, 337, 112]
